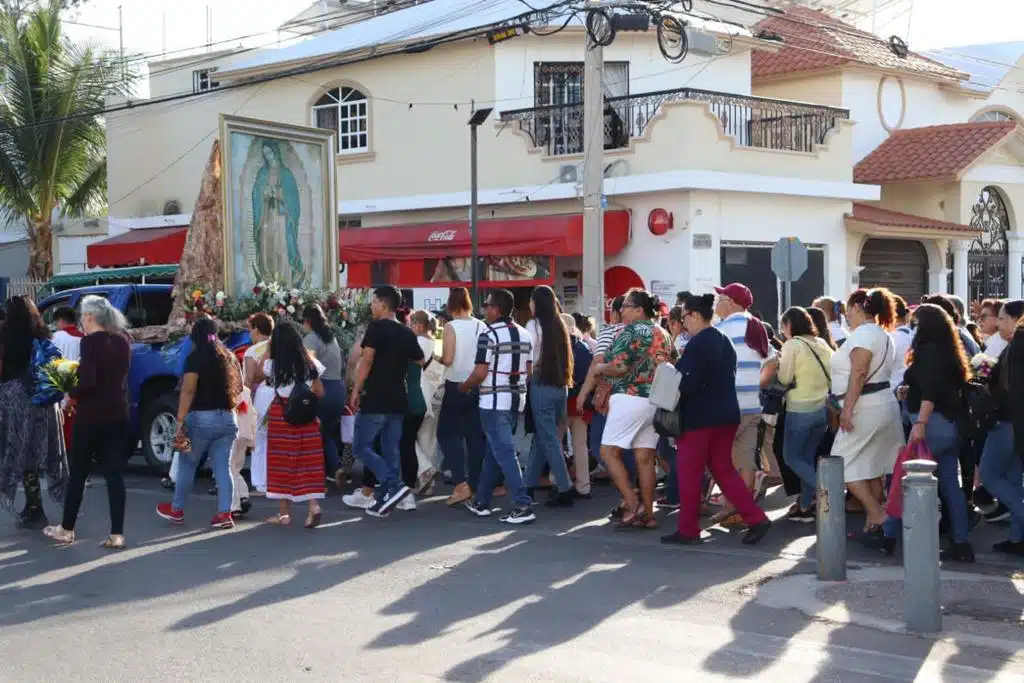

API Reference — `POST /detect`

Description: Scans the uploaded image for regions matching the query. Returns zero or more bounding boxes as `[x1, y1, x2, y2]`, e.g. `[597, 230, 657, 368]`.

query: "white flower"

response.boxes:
[286, 305, 296, 314]
[290, 288, 301, 298]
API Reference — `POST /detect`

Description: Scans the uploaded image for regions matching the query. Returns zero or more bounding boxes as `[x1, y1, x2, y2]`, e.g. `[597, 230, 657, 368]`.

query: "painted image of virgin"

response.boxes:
[252, 139, 305, 286]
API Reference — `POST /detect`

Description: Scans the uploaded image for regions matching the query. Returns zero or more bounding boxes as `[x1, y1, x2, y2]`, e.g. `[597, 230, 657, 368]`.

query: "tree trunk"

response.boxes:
[27, 216, 54, 280]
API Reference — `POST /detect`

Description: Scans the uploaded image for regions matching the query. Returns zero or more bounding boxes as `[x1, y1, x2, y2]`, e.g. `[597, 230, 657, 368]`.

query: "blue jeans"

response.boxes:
[477, 409, 531, 509]
[590, 411, 636, 480]
[526, 382, 571, 491]
[174, 409, 238, 514]
[658, 436, 679, 504]
[319, 378, 345, 474]
[354, 413, 403, 499]
[980, 421, 1024, 542]
[783, 408, 828, 509]
[917, 412, 970, 544]
[437, 382, 486, 488]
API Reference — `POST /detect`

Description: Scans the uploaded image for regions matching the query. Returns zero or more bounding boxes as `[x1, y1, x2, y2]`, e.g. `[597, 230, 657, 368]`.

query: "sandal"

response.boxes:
[304, 510, 322, 529]
[100, 535, 126, 550]
[616, 505, 644, 529]
[627, 512, 659, 530]
[848, 524, 883, 542]
[265, 513, 292, 526]
[42, 525, 74, 545]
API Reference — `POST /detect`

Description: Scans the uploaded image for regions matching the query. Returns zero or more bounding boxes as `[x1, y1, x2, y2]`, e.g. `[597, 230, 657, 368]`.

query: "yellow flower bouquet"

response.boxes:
[41, 358, 80, 394]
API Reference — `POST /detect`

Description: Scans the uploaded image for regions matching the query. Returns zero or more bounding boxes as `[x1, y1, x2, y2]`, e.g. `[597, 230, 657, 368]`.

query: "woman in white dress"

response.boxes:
[245, 314, 274, 494]
[830, 288, 905, 535]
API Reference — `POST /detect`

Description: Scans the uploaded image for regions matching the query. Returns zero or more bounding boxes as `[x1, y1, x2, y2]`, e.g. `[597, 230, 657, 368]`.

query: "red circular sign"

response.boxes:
[648, 208, 672, 236]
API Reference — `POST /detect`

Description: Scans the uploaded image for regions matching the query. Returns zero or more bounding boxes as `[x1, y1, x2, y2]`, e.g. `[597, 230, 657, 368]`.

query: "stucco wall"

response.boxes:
[752, 72, 845, 109]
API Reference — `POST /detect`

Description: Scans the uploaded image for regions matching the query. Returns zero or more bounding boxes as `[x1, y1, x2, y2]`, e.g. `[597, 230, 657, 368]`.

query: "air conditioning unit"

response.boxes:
[163, 199, 182, 215]
[139, 200, 158, 217]
[559, 164, 578, 184]
[687, 29, 729, 56]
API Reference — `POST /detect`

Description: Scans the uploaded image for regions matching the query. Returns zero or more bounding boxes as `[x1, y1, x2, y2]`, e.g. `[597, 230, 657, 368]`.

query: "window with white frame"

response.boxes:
[192, 68, 219, 92]
[313, 86, 369, 154]
[971, 109, 1018, 124]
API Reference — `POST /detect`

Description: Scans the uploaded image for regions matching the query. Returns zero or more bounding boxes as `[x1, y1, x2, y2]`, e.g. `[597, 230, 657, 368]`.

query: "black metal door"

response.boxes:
[967, 187, 1010, 302]
[859, 238, 928, 304]
[720, 244, 824, 330]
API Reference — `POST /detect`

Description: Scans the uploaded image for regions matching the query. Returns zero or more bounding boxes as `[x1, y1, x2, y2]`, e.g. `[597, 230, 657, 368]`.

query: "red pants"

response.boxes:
[676, 424, 768, 537]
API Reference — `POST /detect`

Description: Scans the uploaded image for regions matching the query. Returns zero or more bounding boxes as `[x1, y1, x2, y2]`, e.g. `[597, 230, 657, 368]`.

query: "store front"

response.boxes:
[339, 210, 632, 310]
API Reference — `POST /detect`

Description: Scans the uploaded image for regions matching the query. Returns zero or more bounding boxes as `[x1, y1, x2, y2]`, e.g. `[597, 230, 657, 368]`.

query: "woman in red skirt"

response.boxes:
[256, 322, 326, 528]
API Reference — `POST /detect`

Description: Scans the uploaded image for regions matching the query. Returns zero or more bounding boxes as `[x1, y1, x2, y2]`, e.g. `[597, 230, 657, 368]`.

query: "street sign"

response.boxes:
[771, 237, 808, 283]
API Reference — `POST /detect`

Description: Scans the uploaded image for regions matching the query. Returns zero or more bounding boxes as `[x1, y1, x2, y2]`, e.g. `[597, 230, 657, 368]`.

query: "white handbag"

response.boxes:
[648, 361, 682, 411]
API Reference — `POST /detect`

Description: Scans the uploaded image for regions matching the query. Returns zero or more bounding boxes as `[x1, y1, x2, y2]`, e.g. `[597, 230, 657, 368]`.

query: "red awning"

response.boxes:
[339, 210, 631, 262]
[86, 227, 189, 268]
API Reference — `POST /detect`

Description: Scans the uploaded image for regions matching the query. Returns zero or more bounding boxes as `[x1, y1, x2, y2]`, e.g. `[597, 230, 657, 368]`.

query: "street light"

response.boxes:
[467, 106, 493, 311]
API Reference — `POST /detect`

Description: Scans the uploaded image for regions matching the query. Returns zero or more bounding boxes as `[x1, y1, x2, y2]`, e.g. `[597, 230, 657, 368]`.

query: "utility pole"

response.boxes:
[468, 103, 493, 312]
[118, 5, 125, 83]
[580, 2, 605, 328]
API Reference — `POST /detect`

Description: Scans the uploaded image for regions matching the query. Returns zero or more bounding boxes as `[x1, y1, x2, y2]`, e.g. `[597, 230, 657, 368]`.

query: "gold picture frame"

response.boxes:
[219, 114, 337, 295]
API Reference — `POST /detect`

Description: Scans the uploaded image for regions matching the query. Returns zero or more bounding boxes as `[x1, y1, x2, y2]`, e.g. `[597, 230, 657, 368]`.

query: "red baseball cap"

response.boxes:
[714, 283, 753, 310]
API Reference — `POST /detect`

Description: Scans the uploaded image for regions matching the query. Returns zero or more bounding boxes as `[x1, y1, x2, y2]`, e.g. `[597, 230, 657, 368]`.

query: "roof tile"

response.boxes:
[853, 121, 1018, 184]
[847, 203, 978, 234]
[752, 6, 967, 82]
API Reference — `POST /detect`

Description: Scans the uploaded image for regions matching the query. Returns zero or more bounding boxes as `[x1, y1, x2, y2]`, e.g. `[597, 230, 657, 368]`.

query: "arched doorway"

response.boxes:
[968, 186, 1010, 301]
[859, 238, 929, 303]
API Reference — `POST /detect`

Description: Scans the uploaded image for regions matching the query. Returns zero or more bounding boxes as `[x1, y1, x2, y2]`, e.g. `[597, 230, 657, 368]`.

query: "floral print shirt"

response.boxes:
[607, 320, 672, 397]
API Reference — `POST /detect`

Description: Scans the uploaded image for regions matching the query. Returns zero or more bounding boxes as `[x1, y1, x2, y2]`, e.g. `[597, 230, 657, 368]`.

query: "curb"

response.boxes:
[756, 567, 1024, 655]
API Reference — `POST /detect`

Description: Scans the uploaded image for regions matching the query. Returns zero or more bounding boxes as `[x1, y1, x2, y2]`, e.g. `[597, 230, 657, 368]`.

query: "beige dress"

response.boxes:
[829, 323, 904, 482]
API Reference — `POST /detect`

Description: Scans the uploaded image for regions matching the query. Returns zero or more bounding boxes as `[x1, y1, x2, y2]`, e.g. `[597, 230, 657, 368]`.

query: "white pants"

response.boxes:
[416, 412, 441, 475]
[231, 437, 252, 511]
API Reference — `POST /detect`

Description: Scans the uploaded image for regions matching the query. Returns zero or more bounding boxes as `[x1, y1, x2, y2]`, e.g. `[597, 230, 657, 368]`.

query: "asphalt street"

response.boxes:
[1, 472, 1022, 683]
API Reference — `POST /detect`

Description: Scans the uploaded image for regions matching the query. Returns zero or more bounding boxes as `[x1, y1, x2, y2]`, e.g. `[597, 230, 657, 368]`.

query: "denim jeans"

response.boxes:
[477, 409, 532, 509]
[174, 409, 238, 514]
[437, 381, 486, 489]
[915, 412, 970, 544]
[658, 436, 679, 504]
[783, 407, 828, 509]
[319, 378, 346, 474]
[525, 381, 571, 491]
[590, 411, 636, 480]
[354, 413, 404, 498]
[980, 421, 1024, 542]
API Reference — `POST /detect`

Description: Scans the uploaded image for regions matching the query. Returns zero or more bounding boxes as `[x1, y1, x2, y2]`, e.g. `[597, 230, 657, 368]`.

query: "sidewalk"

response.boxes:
[757, 566, 1024, 655]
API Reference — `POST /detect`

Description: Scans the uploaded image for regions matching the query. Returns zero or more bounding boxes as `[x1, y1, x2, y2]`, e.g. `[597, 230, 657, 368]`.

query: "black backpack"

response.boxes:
[276, 366, 320, 426]
[960, 381, 997, 440]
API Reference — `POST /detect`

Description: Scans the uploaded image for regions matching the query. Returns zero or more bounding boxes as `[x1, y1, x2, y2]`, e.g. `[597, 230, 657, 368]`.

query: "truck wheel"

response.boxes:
[141, 394, 178, 473]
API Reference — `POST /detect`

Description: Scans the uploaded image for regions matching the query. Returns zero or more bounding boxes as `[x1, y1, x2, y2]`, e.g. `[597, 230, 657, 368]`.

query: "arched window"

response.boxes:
[967, 186, 1011, 301]
[970, 109, 1018, 124]
[313, 86, 368, 154]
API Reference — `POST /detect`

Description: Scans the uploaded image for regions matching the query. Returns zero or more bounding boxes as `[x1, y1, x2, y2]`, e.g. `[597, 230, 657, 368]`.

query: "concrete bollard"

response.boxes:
[902, 458, 941, 633]
[816, 455, 847, 581]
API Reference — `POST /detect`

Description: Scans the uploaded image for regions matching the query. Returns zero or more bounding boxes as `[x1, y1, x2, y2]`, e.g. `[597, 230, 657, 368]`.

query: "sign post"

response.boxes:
[771, 237, 809, 310]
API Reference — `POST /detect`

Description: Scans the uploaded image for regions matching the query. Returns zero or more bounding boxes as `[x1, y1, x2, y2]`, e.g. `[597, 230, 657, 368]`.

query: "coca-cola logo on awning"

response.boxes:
[427, 229, 457, 242]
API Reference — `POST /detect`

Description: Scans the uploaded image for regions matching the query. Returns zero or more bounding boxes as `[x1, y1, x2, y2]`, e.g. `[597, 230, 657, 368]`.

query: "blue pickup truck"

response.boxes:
[37, 284, 250, 472]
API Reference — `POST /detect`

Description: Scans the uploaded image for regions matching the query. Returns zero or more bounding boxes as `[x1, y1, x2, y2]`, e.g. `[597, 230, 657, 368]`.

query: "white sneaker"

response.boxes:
[342, 490, 376, 509]
[396, 495, 417, 511]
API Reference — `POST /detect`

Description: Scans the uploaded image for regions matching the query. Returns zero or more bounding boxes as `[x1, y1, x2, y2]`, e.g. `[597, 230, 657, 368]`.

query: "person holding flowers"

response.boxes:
[43, 296, 131, 548]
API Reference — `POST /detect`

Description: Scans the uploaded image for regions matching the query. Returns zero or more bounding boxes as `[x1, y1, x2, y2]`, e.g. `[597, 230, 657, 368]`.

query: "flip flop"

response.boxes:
[265, 514, 292, 526]
[100, 535, 127, 550]
[304, 511, 322, 529]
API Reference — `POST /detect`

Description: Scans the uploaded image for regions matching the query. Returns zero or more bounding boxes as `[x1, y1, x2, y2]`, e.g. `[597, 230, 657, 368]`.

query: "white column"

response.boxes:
[580, 5, 605, 327]
[952, 240, 970, 301]
[1007, 232, 1024, 300]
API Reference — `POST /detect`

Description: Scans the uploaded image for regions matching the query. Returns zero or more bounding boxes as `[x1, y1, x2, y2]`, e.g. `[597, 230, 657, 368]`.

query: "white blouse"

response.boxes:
[263, 358, 325, 398]
[830, 323, 896, 407]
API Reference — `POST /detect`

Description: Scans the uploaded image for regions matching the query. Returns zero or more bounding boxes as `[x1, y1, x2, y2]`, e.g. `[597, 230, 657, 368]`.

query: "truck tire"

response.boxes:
[141, 393, 178, 473]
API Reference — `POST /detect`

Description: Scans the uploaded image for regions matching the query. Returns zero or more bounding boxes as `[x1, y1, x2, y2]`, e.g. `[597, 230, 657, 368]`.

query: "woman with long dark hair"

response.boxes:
[261, 322, 326, 528]
[980, 300, 1024, 557]
[0, 296, 67, 528]
[813, 296, 848, 346]
[156, 317, 242, 529]
[43, 296, 131, 547]
[830, 288, 904, 536]
[893, 303, 973, 560]
[777, 306, 834, 523]
[303, 304, 345, 487]
[662, 294, 770, 545]
[807, 307, 837, 351]
[524, 285, 575, 506]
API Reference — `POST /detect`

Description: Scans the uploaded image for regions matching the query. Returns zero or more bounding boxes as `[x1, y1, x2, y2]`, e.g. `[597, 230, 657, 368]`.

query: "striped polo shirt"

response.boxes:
[475, 317, 533, 412]
[715, 312, 775, 415]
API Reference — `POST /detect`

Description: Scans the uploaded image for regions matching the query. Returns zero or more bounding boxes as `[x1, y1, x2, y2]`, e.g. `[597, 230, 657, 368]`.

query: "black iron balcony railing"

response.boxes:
[500, 87, 850, 157]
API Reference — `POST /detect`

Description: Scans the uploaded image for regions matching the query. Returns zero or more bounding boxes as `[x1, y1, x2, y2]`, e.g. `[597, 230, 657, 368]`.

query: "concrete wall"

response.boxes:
[0, 240, 29, 277]
[752, 71, 845, 109]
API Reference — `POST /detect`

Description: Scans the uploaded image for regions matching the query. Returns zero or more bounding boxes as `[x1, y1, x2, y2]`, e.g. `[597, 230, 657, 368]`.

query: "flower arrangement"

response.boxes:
[970, 353, 998, 382]
[40, 358, 80, 394]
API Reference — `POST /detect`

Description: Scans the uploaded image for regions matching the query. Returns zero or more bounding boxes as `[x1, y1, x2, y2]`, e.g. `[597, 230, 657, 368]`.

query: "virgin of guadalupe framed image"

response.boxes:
[220, 114, 337, 294]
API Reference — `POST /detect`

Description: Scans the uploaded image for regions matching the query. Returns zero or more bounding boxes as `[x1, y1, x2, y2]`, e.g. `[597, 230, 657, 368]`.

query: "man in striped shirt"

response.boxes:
[459, 289, 535, 524]
[714, 283, 775, 506]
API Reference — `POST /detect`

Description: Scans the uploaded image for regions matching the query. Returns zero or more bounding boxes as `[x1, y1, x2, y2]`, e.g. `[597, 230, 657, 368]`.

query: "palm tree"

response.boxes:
[0, 0, 131, 278]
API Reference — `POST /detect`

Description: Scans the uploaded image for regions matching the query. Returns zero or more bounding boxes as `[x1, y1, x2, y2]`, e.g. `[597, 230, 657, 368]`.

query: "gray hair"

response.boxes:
[80, 295, 129, 332]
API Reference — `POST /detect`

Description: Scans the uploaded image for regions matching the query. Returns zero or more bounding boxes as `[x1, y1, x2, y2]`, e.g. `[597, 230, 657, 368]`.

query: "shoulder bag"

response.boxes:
[795, 338, 839, 430]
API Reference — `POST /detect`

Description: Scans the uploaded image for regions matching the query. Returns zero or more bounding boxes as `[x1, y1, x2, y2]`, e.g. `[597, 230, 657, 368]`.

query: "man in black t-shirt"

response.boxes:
[349, 285, 425, 517]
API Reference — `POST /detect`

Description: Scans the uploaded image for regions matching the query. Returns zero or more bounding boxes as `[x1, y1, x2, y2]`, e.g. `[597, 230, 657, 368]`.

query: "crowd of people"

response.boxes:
[1, 278, 1023, 563]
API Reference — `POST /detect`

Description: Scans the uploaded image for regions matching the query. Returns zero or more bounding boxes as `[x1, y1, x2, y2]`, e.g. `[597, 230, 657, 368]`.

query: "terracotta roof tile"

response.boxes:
[752, 6, 967, 82]
[847, 203, 979, 235]
[853, 121, 1018, 184]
